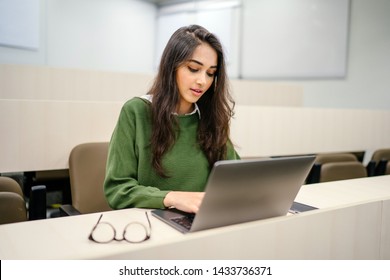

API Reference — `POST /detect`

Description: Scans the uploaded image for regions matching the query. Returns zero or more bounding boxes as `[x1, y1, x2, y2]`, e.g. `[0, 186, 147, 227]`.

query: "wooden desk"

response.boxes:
[0, 175, 389, 260]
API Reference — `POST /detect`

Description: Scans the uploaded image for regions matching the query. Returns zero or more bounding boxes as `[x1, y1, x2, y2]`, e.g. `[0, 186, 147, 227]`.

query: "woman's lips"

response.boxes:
[191, 88, 203, 96]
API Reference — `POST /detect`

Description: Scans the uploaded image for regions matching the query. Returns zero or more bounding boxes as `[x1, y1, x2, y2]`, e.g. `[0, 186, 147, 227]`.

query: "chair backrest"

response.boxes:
[370, 148, 390, 175]
[68, 142, 112, 214]
[306, 152, 367, 183]
[315, 153, 358, 164]
[319, 161, 368, 182]
[0, 176, 27, 224]
[371, 148, 390, 162]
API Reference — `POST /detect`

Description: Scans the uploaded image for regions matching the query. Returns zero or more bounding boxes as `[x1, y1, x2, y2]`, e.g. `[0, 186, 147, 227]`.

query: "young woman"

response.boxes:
[104, 25, 240, 213]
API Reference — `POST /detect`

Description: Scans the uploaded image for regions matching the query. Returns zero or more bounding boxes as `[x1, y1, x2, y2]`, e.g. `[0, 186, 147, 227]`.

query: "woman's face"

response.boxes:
[176, 43, 217, 115]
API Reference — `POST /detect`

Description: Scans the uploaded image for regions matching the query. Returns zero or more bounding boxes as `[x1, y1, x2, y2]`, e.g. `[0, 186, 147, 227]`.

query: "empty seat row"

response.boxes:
[1, 144, 389, 225]
[0, 176, 47, 225]
[306, 148, 390, 184]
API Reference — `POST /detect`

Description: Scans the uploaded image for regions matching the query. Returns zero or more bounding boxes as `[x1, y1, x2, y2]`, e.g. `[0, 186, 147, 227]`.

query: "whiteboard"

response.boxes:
[0, 0, 40, 50]
[241, 0, 350, 79]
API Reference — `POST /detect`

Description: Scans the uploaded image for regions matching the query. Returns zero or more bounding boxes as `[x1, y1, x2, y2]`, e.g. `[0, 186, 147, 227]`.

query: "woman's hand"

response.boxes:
[163, 191, 205, 213]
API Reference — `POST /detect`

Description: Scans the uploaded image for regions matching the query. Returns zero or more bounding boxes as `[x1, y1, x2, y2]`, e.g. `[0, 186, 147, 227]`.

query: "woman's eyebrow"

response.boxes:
[188, 59, 217, 69]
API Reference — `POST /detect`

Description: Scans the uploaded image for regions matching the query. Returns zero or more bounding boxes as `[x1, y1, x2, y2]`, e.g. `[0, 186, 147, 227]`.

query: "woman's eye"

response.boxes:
[187, 66, 215, 77]
[188, 67, 198, 73]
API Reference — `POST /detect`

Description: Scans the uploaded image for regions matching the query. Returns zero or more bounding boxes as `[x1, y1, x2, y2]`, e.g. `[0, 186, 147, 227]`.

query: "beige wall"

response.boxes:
[1, 64, 389, 173]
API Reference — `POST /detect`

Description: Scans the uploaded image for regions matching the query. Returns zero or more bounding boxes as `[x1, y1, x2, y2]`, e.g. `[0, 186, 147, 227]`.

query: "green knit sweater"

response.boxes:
[104, 97, 240, 209]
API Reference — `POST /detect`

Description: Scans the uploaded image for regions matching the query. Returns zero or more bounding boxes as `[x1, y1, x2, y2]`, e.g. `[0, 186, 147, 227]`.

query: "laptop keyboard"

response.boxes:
[171, 214, 195, 230]
[290, 201, 318, 213]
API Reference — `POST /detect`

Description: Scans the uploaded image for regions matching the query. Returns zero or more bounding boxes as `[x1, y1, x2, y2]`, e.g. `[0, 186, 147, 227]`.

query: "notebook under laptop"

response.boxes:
[151, 156, 316, 233]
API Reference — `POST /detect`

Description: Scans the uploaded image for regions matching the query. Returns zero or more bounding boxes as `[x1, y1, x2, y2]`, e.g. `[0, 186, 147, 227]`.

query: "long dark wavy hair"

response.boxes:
[148, 25, 235, 177]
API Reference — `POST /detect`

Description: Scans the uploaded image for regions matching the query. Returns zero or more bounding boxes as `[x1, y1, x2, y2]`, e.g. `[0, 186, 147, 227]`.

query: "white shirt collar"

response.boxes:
[140, 94, 201, 119]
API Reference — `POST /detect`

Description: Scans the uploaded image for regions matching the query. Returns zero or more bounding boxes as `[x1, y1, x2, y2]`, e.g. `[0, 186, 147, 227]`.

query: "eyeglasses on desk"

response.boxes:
[89, 211, 151, 243]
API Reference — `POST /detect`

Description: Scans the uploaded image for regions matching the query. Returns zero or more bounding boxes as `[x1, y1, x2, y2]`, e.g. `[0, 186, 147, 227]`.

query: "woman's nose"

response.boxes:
[196, 73, 206, 86]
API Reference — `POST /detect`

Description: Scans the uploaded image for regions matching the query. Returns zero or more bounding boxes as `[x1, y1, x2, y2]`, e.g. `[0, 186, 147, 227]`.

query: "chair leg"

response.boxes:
[29, 185, 47, 220]
[375, 160, 388, 176]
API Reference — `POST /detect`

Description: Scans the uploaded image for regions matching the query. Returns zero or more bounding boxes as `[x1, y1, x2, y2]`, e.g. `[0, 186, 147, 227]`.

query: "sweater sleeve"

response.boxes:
[103, 100, 170, 210]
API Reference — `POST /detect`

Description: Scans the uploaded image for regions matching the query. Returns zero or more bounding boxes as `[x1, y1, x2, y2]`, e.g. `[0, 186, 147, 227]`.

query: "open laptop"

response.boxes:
[151, 156, 316, 233]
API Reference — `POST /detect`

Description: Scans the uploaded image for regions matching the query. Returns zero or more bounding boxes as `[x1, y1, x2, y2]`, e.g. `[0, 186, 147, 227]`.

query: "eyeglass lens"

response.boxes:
[90, 212, 151, 243]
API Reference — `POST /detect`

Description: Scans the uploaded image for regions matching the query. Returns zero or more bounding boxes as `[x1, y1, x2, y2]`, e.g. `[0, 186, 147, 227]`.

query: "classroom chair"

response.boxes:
[306, 152, 367, 183]
[0, 176, 46, 224]
[0, 176, 27, 224]
[60, 142, 112, 215]
[367, 148, 390, 176]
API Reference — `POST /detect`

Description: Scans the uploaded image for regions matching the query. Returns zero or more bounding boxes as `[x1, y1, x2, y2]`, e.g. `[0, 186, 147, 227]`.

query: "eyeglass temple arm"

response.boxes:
[145, 211, 152, 233]
[88, 214, 104, 240]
